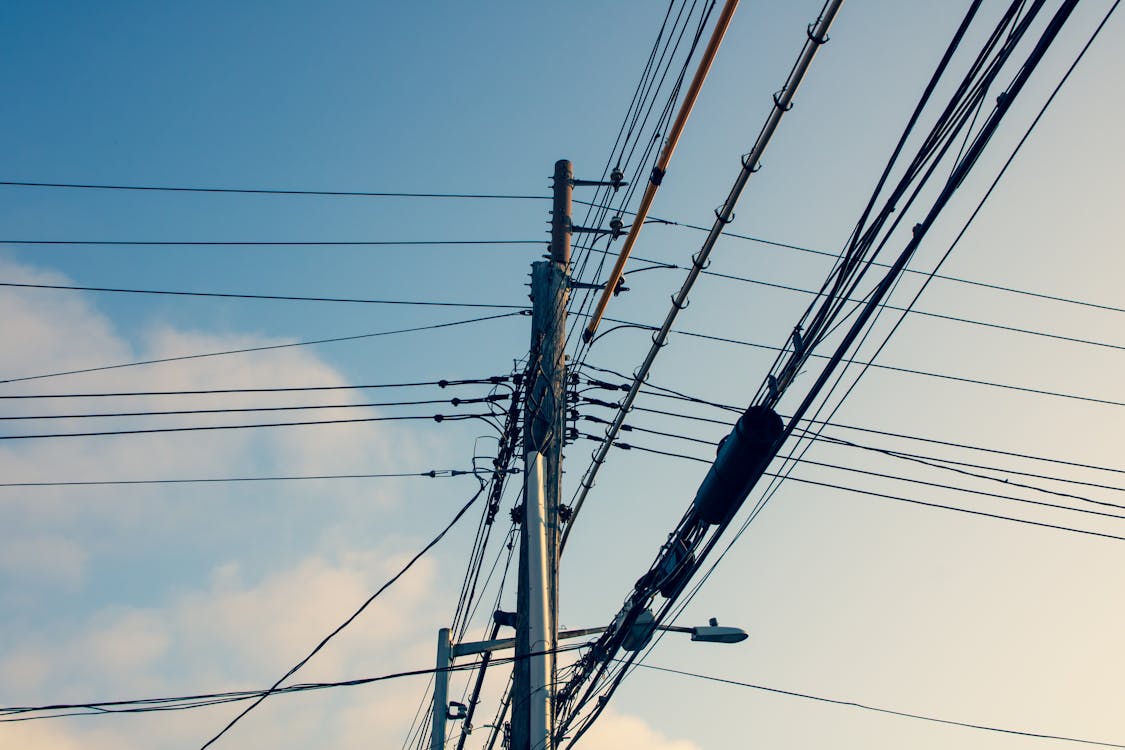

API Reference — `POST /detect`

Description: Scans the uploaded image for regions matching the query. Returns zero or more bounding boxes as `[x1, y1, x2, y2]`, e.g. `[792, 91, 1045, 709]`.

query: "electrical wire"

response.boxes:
[0, 281, 527, 309]
[0, 180, 548, 200]
[631, 662, 1125, 749]
[641, 263, 1125, 354]
[0, 395, 507, 422]
[581, 370, 1125, 479]
[0, 376, 508, 400]
[0, 469, 487, 488]
[598, 316, 1125, 409]
[197, 477, 489, 749]
[0, 412, 493, 441]
[0, 311, 525, 385]
[0, 643, 588, 723]
[0, 239, 542, 247]
[587, 435, 1125, 542]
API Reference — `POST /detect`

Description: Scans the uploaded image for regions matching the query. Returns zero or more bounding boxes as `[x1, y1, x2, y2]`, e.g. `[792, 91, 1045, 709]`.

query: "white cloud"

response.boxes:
[0, 255, 416, 574]
[0, 257, 502, 750]
[0, 534, 87, 586]
[0, 547, 442, 750]
[577, 709, 704, 750]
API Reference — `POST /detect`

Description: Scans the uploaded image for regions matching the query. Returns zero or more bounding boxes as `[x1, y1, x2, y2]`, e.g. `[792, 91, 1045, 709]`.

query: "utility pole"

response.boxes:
[513, 159, 571, 750]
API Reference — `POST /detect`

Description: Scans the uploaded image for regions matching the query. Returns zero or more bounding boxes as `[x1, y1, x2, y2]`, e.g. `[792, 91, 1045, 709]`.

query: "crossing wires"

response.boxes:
[562, 0, 844, 551]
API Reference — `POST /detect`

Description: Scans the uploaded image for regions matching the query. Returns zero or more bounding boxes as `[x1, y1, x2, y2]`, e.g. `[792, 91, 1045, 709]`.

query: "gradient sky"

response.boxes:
[2, 2, 1124, 749]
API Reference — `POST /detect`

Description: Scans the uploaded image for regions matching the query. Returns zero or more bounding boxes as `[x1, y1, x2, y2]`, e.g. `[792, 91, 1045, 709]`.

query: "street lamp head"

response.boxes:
[690, 619, 749, 644]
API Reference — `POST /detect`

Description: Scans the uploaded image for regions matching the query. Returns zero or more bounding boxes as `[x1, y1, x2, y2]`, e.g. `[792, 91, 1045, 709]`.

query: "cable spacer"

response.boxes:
[690, 251, 711, 270]
[740, 153, 762, 172]
[772, 91, 793, 112]
[806, 22, 829, 45]
[714, 206, 734, 224]
[670, 293, 690, 310]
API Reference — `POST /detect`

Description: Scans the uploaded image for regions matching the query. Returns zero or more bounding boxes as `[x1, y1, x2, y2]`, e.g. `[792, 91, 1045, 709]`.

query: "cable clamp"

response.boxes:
[791, 326, 806, 357]
[690, 251, 711, 270]
[767, 374, 780, 402]
[650, 166, 666, 186]
[806, 22, 830, 45]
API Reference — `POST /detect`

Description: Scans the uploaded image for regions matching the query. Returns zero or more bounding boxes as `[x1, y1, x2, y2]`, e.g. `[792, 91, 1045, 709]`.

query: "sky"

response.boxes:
[1, 1, 1124, 749]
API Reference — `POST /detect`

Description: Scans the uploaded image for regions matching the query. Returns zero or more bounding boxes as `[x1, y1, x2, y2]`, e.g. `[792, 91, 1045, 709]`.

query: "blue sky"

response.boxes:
[2, 2, 1124, 749]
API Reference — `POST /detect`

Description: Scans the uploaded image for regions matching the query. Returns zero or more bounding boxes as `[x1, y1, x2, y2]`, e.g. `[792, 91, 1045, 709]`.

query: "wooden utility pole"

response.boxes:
[513, 159, 571, 750]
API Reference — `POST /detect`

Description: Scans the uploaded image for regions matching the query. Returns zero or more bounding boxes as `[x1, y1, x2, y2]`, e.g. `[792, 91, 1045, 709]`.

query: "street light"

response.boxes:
[431, 614, 747, 750]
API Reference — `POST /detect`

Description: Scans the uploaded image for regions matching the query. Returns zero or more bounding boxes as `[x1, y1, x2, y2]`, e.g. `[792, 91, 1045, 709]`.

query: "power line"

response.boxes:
[0, 311, 526, 385]
[633, 662, 1125, 749]
[586, 436, 1125, 543]
[689, 266, 1125, 354]
[587, 392, 1125, 498]
[0, 180, 549, 200]
[655, 220, 1125, 317]
[802, 430, 1125, 507]
[0, 239, 543, 247]
[0, 645, 589, 724]
[608, 400, 1125, 506]
[569, 213, 1125, 319]
[0, 376, 508, 400]
[0, 394, 506, 421]
[0, 281, 527, 310]
[197, 478, 488, 749]
[580, 368, 1125, 478]
[0, 412, 491, 441]
[603, 317, 1125, 409]
[0, 468, 491, 488]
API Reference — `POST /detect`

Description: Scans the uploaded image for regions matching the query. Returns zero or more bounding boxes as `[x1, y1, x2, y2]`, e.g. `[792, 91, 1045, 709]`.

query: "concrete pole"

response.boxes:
[432, 628, 451, 750]
[514, 160, 570, 750]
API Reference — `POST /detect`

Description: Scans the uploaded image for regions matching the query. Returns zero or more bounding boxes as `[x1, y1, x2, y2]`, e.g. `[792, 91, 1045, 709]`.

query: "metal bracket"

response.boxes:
[571, 178, 629, 188]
